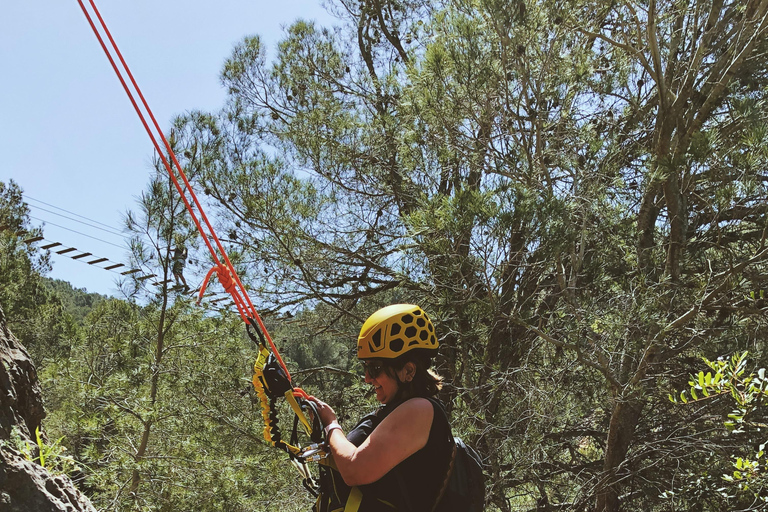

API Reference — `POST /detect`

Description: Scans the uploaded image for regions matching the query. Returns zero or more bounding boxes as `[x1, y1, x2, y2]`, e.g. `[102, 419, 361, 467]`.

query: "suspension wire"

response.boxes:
[76, 0, 295, 385]
[26, 195, 125, 236]
[29, 197, 201, 278]
[30, 216, 126, 250]
[32, 205, 125, 237]
[12, 215, 234, 304]
[29, 201, 155, 272]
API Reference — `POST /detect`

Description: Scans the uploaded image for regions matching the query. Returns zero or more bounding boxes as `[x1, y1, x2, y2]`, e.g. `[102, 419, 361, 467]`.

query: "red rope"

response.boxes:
[76, 0, 293, 383]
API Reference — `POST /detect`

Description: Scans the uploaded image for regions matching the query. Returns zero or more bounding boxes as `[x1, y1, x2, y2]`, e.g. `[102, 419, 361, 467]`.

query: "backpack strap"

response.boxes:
[431, 441, 457, 512]
[426, 398, 457, 512]
[343, 487, 363, 512]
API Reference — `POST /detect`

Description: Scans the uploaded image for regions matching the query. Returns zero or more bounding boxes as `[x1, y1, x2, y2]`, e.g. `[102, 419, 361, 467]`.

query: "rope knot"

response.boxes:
[215, 264, 235, 294]
[198, 264, 238, 305]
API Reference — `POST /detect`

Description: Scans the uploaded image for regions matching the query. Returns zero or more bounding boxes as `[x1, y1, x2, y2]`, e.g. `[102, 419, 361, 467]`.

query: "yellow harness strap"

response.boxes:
[252, 345, 314, 455]
[284, 389, 313, 434]
[344, 486, 363, 512]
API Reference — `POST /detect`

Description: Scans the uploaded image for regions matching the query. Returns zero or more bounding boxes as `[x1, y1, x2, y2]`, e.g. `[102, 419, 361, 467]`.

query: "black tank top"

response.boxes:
[346, 397, 453, 511]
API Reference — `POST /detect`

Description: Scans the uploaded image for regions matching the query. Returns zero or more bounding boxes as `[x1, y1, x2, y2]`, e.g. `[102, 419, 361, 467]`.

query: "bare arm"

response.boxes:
[313, 397, 434, 486]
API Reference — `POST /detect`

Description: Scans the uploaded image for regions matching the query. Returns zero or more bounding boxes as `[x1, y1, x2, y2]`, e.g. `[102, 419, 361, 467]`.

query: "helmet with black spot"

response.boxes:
[357, 304, 438, 359]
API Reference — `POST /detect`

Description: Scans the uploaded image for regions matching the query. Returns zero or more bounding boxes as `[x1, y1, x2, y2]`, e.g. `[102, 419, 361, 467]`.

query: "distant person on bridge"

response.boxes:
[171, 243, 189, 292]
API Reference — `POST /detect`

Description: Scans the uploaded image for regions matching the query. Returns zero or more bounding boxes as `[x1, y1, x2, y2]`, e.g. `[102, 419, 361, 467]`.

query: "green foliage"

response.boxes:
[34, 426, 82, 476]
[44, 277, 109, 326]
[43, 296, 350, 511]
[1, 426, 35, 460]
[182, 0, 768, 510]
[41, 160, 358, 511]
[671, 352, 768, 506]
[21, 0, 768, 511]
[0, 425, 81, 477]
[0, 180, 69, 364]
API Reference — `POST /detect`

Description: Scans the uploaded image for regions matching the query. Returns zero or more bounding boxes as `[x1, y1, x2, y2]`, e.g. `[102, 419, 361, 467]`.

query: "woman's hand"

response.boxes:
[309, 395, 338, 427]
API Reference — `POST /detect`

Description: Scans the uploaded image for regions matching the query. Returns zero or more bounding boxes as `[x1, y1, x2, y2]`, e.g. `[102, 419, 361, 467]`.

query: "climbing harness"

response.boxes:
[76, 0, 330, 493]
[248, 322, 329, 494]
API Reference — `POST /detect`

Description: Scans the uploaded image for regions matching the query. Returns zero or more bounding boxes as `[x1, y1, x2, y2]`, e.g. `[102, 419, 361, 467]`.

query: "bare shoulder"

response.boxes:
[346, 397, 437, 485]
[383, 397, 435, 424]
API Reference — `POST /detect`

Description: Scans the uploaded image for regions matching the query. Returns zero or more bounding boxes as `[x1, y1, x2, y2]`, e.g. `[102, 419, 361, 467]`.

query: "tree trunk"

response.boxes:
[128, 277, 170, 496]
[595, 397, 644, 512]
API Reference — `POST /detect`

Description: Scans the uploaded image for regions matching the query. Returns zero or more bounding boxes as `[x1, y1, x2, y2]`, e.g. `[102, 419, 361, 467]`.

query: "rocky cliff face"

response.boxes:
[0, 304, 97, 512]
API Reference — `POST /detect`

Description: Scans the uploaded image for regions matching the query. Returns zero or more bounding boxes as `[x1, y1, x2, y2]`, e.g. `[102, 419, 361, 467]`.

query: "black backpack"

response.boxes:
[421, 398, 485, 512]
[433, 436, 485, 512]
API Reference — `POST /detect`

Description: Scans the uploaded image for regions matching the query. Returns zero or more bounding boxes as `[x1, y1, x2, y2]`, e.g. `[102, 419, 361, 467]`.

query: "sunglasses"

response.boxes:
[360, 360, 386, 379]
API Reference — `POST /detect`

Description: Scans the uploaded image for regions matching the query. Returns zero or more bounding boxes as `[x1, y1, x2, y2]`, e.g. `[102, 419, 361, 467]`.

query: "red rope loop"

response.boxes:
[216, 265, 235, 294]
[198, 265, 236, 302]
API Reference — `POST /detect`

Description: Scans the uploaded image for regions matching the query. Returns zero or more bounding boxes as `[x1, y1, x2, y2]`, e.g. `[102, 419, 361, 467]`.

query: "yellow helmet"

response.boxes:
[357, 304, 438, 359]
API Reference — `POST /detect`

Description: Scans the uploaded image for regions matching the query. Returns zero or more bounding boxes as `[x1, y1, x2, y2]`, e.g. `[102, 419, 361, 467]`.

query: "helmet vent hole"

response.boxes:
[372, 329, 383, 348]
[416, 318, 426, 327]
[390, 324, 401, 336]
[390, 338, 404, 352]
[402, 314, 414, 324]
[405, 326, 417, 338]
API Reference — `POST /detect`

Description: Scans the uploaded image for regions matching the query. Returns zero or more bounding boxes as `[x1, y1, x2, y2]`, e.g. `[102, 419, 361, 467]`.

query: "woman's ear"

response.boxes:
[398, 361, 417, 382]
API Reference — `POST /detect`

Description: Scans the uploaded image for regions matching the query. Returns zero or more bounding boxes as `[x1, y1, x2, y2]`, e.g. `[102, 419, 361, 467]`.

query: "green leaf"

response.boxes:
[35, 427, 45, 468]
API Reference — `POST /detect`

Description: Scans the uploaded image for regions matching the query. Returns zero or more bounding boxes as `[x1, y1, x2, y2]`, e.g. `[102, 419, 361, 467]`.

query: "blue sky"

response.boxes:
[1, 1, 335, 297]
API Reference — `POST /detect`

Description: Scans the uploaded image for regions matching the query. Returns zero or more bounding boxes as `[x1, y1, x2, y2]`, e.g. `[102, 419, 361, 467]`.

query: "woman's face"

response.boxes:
[362, 360, 401, 404]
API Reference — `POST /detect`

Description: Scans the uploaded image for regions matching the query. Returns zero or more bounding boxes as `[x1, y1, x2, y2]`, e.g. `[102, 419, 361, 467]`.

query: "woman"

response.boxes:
[310, 304, 453, 512]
